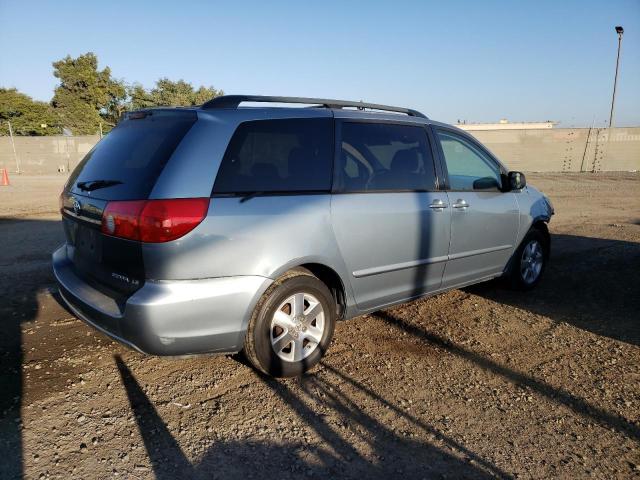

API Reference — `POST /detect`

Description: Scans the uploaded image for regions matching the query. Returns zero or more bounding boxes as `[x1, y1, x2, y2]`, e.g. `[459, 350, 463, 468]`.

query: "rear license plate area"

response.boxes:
[75, 224, 102, 263]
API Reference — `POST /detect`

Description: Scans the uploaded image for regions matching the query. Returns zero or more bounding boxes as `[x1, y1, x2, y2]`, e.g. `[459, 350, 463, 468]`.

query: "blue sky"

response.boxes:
[1, 0, 638, 126]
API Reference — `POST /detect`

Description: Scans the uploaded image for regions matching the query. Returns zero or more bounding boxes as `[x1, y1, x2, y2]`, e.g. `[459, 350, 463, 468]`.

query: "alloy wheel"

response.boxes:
[520, 240, 544, 284]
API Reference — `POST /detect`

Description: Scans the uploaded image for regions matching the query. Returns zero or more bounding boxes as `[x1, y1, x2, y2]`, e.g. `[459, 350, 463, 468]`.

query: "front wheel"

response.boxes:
[506, 229, 548, 290]
[243, 270, 336, 377]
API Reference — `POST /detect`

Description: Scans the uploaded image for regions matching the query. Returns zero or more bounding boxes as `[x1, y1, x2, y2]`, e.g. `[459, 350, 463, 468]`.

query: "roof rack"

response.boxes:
[201, 95, 427, 119]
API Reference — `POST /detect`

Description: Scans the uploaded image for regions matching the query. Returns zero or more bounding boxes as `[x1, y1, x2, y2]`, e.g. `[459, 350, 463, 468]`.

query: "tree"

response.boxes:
[0, 88, 58, 136]
[51, 52, 126, 134]
[127, 84, 156, 110]
[128, 78, 222, 110]
[1, 53, 224, 135]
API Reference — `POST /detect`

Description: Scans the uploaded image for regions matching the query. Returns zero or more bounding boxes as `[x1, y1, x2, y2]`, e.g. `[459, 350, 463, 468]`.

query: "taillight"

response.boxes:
[101, 198, 209, 243]
[139, 198, 209, 242]
[102, 201, 146, 240]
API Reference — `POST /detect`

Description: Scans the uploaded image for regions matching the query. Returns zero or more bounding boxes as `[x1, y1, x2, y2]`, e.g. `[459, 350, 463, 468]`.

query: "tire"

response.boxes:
[243, 269, 336, 377]
[505, 228, 549, 291]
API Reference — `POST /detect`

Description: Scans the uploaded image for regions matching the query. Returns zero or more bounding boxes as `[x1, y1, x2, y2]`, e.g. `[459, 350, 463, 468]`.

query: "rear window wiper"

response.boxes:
[77, 179, 123, 192]
[239, 191, 264, 203]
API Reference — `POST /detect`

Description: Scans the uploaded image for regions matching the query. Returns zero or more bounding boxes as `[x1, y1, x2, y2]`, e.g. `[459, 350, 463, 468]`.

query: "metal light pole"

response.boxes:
[608, 26, 624, 128]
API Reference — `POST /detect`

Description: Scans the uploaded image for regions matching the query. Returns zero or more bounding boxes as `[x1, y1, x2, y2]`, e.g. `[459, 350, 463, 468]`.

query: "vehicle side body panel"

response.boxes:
[442, 190, 519, 288]
[331, 191, 451, 310]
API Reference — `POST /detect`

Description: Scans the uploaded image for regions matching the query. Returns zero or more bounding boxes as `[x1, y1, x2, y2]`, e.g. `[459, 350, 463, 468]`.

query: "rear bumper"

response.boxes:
[52, 245, 272, 355]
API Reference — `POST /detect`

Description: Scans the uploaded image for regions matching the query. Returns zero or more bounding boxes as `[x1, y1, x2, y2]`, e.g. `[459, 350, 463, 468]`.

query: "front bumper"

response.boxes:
[52, 245, 272, 355]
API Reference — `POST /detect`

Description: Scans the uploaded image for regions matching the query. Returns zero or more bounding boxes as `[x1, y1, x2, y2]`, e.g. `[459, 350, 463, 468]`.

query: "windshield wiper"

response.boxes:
[239, 191, 264, 203]
[77, 179, 123, 192]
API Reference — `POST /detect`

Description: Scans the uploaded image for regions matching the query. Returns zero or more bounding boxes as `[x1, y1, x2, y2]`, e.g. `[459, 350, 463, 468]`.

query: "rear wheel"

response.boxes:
[244, 270, 336, 377]
[506, 229, 548, 290]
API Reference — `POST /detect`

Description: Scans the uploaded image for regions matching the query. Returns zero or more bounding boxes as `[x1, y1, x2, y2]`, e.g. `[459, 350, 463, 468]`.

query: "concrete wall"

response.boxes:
[459, 121, 556, 130]
[0, 135, 100, 174]
[0, 128, 638, 175]
[468, 127, 640, 172]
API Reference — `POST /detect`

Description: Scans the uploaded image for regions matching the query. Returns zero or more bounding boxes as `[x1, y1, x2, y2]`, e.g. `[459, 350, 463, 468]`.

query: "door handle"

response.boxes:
[429, 199, 448, 210]
[452, 199, 469, 209]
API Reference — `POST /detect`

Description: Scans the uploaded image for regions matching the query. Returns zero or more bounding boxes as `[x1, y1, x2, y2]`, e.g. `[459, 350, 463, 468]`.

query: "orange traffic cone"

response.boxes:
[0, 169, 9, 186]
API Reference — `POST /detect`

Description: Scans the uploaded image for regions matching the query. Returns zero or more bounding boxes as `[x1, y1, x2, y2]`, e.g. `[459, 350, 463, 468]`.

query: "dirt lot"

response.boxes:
[0, 173, 639, 479]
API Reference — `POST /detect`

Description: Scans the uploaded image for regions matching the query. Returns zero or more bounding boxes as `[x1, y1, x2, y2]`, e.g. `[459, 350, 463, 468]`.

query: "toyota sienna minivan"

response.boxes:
[53, 95, 554, 377]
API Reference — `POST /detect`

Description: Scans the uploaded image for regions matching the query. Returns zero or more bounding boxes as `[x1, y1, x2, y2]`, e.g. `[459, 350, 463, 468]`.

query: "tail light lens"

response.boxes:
[101, 198, 209, 243]
[138, 198, 210, 242]
[102, 200, 146, 240]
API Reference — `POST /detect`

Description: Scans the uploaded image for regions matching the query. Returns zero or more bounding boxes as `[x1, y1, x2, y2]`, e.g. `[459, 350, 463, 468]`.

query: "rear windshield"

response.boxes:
[213, 118, 333, 194]
[68, 110, 197, 200]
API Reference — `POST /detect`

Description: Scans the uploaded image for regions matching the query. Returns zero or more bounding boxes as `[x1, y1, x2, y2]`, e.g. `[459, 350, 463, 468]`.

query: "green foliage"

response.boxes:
[128, 78, 222, 109]
[127, 84, 156, 110]
[51, 52, 126, 134]
[0, 88, 58, 136]
[1, 52, 223, 135]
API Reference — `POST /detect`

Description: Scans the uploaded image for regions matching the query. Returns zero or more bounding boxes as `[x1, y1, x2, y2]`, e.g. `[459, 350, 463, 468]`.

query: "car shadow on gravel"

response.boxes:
[116, 354, 511, 479]
[467, 233, 640, 347]
[374, 309, 640, 443]
[0, 287, 33, 480]
[0, 217, 64, 479]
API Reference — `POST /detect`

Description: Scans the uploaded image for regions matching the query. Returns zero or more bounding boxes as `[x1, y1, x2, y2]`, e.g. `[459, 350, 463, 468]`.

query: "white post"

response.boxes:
[99, 122, 103, 139]
[65, 136, 71, 174]
[7, 121, 20, 174]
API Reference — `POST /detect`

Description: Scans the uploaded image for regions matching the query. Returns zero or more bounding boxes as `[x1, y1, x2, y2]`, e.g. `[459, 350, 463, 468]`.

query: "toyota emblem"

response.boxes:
[72, 198, 81, 216]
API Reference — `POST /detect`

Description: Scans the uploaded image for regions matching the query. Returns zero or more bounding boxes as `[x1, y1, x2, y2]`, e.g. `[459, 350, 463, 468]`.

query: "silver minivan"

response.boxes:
[53, 95, 554, 377]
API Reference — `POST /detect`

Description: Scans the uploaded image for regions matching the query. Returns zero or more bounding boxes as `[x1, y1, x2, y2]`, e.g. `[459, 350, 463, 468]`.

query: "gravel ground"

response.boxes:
[0, 172, 639, 479]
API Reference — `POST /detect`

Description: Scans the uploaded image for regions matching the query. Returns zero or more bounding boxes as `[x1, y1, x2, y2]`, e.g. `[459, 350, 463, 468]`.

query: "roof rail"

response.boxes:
[201, 95, 427, 119]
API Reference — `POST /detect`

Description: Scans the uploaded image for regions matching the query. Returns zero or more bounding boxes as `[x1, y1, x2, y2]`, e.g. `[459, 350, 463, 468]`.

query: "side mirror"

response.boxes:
[508, 171, 526, 190]
[473, 176, 500, 190]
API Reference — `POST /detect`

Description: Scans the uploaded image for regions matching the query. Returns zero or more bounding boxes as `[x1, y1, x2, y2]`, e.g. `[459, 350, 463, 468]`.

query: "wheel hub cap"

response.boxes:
[270, 292, 325, 362]
[520, 240, 544, 284]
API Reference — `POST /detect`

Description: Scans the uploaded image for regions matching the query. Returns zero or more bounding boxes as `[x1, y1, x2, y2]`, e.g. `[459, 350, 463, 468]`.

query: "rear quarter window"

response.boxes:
[68, 110, 197, 200]
[213, 118, 333, 194]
